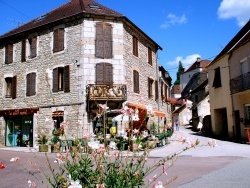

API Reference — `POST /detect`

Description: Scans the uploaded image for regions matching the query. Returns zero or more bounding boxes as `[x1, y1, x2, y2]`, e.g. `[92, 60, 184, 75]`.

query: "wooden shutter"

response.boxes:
[148, 47, 152, 65]
[21, 40, 26, 62]
[148, 77, 151, 98]
[5, 44, 13, 64]
[26, 74, 31, 96]
[58, 28, 65, 52]
[30, 36, 37, 58]
[133, 36, 138, 57]
[95, 22, 104, 58]
[96, 63, 104, 84]
[155, 80, 159, 100]
[53, 68, 59, 92]
[31, 73, 36, 96]
[53, 29, 59, 52]
[64, 65, 70, 92]
[12, 76, 17, 99]
[133, 70, 139, 93]
[104, 23, 112, 59]
[104, 63, 113, 84]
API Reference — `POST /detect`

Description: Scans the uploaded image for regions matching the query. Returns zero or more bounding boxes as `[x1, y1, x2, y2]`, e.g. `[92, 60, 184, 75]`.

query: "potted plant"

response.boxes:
[37, 133, 49, 152]
[50, 135, 60, 153]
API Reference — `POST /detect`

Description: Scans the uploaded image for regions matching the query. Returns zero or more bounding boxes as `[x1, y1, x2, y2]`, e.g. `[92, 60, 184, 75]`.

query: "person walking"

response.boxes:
[175, 120, 179, 131]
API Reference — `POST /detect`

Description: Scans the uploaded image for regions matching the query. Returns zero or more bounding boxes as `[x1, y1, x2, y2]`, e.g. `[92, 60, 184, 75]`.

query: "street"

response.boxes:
[0, 125, 250, 188]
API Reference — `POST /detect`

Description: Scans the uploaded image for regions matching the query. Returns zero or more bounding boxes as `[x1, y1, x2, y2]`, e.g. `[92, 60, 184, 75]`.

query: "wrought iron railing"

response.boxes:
[86, 84, 127, 101]
[230, 72, 250, 94]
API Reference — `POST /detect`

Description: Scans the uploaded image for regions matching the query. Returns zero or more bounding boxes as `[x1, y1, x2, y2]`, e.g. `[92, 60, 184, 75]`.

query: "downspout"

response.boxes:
[156, 48, 160, 133]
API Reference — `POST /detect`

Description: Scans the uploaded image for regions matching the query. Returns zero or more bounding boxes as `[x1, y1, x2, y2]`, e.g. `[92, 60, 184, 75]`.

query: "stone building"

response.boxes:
[0, 0, 171, 147]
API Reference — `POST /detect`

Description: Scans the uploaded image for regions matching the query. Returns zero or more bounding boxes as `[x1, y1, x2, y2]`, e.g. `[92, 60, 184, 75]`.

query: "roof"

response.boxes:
[185, 59, 211, 73]
[0, 0, 121, 39]
[171, 85, 182, 94]
[208, 19, 250, 67]
[0, 0, 162, 50]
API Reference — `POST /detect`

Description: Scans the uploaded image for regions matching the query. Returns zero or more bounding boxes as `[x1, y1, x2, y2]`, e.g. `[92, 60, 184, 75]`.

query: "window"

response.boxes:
[148, 47, 152, 65]
[28, 36, 37, 58]
[21, 40, 26, 62]
[26, 72, 36, 96]
[148, 77, 154, 98]
[133, 36, 138, 57]
[95, 63, 113, 84]
[245, 105, 250, 125]
[95, 22, 112, 59]
[155, 80, 159, 101]
[133, 70, 139, 93]
[212, 67, 221, 88]
[53, 28, 65, 53]
[52, 111, 64, 129]
[52, 65, 70, 92]
[5, 76, 17, 99]
[5, 44, 13, 64]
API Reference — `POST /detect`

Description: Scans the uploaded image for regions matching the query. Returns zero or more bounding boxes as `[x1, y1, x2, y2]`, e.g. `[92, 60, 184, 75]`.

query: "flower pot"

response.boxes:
[39, 145, 48, 152]
[51, 144, 60, 153]
[147, 140, 156, 149]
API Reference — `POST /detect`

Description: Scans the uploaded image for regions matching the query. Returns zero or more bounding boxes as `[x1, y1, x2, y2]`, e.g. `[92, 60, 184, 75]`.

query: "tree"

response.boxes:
[174, 61, 185, 85]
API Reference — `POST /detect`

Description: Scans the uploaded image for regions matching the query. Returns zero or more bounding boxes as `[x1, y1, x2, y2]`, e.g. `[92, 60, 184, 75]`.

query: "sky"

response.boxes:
[0, 0, 250, 82]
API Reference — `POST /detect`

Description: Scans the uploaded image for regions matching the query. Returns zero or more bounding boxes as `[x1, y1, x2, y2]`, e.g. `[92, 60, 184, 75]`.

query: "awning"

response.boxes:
[0, 107, 39, 116]
[126, 101, 165, 117]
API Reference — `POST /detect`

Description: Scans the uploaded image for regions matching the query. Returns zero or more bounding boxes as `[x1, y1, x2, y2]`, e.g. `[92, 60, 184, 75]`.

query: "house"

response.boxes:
[207, 20, 250, 141]
[0, 0, 171, 147]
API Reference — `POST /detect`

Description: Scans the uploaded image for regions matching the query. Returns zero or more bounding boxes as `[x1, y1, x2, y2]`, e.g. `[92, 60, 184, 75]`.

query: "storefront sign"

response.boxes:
[0, 108, 39, 116]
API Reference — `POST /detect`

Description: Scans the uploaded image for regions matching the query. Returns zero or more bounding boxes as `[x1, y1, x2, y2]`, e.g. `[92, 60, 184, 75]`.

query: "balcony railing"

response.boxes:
[230, 72, 250, 94]
[86, 84, 127, 101]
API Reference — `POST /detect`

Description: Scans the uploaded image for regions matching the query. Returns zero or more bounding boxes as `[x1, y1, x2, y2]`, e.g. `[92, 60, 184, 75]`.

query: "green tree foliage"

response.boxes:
[174, 61, 185, 85]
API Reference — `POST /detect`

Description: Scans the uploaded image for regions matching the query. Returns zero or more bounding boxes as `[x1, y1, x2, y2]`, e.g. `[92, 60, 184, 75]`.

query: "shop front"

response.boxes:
[0, 108, 39, 147]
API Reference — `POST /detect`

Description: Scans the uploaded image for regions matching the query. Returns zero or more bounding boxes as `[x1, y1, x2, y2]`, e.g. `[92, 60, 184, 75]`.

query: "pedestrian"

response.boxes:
[175, 120, 179, 131]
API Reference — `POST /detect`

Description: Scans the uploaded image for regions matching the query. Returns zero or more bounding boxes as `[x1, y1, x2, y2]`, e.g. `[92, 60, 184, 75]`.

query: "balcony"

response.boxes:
[86, 84, 127, 101]
[230, 72, 250, 94]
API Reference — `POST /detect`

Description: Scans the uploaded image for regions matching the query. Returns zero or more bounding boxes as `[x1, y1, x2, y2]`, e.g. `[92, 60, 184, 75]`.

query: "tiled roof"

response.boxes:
[171, 85, 182, 94]
[0, 0, 122, 39]
[185, 59, 211, 73]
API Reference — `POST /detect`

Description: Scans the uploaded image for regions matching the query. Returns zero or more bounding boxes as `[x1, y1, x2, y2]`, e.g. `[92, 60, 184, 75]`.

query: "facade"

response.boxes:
[207, 20, 250, 140]
[0, 0, 171, 147]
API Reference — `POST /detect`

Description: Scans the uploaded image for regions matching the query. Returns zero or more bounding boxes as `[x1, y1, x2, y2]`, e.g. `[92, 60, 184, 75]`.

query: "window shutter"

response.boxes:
[30, 37, 37, 58]
[213, 68, 222, 88]
[96, 63, 104, 84]
[95, 22, 104, 58]
[26, 74, 31, 96]
[12, 76, 17, 99]
[58, 28, 65, 52]
[5, 44, 13, 64]
[21, 40, 26, 62]
[148, 77, 151, 98]
[133, 70, 139, 93]
[53, 29, 59, 53]
[155, 80, 159, 100]
[104, 23, 112, 59]
[104, 63, 113, 85]
[133, 36, 138, 57]
[64, 65, 70, 92]
[148, 47, 152, 65]
[53, 68, 59, 92]
[31, 73, 36, 96]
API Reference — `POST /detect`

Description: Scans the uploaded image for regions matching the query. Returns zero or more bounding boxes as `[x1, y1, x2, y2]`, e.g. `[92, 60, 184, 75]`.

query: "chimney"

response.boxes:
[197, 57, 201, 62]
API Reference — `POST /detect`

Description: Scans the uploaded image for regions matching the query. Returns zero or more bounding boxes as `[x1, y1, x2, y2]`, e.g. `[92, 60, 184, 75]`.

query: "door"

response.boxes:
[6, 118, 21, 146]
[234, 110, 241, 140]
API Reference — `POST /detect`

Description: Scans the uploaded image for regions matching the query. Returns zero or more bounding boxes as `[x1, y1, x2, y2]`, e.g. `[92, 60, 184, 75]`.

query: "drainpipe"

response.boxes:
[156, 48, 160, 133]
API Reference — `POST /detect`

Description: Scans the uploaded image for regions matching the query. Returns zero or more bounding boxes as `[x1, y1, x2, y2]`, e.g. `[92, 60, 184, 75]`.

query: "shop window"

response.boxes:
[133, 70, 139, 93]
[52, 65, 70, 92]
[95, 63, 113, 84]
[213, 67, 221, 88]
[5, 76, 17, 99]
[28, 36, 37, 58]
[133, 36, 138, 57]
[26, 72, 36, 96]
[5, 43, 13, 64]
[53, 28, 65, 53]
[95, 22, 112, 59]
[52, 111, 64, 129]
[148, 47, 152, 65]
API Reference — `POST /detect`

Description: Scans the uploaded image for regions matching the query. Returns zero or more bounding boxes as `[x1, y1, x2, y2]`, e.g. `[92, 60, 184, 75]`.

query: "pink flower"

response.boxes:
[96, 183, 105, 188]
[28, 180, 36, 187]
[208, 139, 217, 147]
[121, 106, 134, 115]
[99, 104, 109, 111]
[134, 172, 140, 178]
[0, 162, 6, 169]
[153, 181, 164, 188]
[10, 157, 20, 162]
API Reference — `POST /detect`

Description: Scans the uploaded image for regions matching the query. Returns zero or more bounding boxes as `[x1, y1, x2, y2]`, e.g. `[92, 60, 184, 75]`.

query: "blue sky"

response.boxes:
[0, 0, 250, 82]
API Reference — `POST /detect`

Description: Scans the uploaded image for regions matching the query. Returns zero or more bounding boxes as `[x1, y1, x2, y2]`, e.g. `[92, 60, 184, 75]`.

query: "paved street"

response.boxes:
[0, 125, 250, 188]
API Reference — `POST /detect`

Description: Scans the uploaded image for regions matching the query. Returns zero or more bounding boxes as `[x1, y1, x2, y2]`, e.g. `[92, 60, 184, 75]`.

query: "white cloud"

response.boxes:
[166, 54, 201, 70]
[218, 0, 250, 27]
[160, 13, 187, 28]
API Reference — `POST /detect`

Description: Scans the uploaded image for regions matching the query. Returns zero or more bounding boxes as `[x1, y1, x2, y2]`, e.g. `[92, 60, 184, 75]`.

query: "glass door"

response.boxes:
[6, 118, 21, 146]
